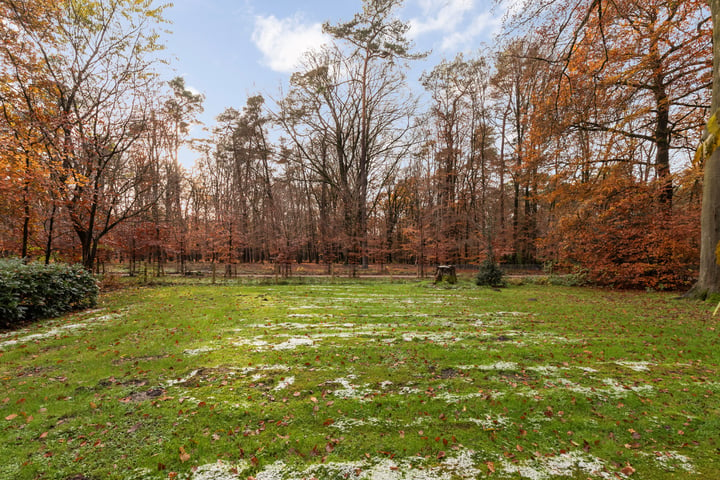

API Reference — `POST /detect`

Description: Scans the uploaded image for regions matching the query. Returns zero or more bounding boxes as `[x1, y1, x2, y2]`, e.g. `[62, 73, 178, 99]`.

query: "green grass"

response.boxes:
[0, 280, 717, 479]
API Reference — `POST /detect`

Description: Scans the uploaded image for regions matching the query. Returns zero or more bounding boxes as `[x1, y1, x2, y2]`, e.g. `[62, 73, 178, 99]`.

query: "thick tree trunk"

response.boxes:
[695, 146, 720, 297]
[690, 0, 720, 298]
[79, 231, 94, 271]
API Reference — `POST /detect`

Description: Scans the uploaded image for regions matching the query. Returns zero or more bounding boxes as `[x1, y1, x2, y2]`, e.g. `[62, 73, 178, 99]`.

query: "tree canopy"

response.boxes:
[0, 0, 714, 293]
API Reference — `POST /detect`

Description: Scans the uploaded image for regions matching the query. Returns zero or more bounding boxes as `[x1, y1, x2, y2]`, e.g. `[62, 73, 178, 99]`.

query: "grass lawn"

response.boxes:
[0, 280, 718, 479]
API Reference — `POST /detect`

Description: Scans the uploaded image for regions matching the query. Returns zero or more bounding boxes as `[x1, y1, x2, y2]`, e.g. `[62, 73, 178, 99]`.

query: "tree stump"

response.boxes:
[434, 265, 457, 284]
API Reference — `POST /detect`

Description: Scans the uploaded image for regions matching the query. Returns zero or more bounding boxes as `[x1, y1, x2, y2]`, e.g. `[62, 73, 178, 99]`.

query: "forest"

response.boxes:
[0, 0, 713, 290]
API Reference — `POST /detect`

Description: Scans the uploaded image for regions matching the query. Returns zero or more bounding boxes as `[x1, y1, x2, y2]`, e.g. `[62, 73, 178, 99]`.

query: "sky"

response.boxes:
[161, 0, 513, 168]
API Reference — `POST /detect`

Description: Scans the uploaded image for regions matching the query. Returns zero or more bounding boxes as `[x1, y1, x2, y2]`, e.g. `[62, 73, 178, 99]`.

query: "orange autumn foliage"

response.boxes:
[541, 170, 700, 290]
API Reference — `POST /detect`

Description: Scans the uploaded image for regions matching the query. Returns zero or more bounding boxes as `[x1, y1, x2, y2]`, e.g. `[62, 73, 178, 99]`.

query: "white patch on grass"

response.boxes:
[0, 312, 124, 350]
[329, 375, 372, 400]
[467, 414, 510, 429]
[647, 451, 696, 473]
[577, 366, 598, 373]
[166, 369, 201, 386]
[528, 365, 566, 375]
[288, 304, 343, 310]
[236, 336, 319, 350]
[402, 332, 462, 343]
[600, 378, 654, 397]
[358, 458, 443, 479]
[330, 416, 385, 431]
[191, 460, 250, 479]
[273, 337, 314, 350]
[183, 346, 215, 356]
[233, 337, 269, 348]
[541, 377, 654, 399]
[473, 311, 528, 318]
[459, 361, 518, 371]
[300, 460, 366, 479]
[274, 376, 295, 390]
[166, 364, 291, 387]
[500, 450, 613, 479]
[253, 460, 287, 480]
[243, 323, 307, 330]
[399, 385, 421, 395]
[616, 361, 654, 372]
[244, 448, 484, 479]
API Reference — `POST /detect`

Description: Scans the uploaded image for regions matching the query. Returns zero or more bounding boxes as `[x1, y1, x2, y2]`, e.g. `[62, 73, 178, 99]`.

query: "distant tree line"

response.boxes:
[0, 0, 713, 290]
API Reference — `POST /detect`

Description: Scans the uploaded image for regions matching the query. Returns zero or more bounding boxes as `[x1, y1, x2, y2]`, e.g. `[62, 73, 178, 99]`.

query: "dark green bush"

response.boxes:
[0, 260, 98, 327]
[476, 260, 505, 287]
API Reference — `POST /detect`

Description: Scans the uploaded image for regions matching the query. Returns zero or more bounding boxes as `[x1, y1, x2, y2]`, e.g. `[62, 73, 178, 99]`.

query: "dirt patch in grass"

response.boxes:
[119, 387, 166, 403]
[170, 366, 238, 387]
[440, 367, 459, 379]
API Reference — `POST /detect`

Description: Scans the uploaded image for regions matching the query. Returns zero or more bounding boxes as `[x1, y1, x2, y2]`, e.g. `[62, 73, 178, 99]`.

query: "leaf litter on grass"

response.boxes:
[0, 282, 717, 479]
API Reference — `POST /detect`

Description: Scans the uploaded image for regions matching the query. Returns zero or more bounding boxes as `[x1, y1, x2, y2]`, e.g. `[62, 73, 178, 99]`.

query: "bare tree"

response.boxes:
[0, 0, 169, 269]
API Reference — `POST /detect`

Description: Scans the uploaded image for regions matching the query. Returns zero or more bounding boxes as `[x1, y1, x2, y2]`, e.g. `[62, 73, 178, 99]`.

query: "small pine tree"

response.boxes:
[476, 260, 504, 287]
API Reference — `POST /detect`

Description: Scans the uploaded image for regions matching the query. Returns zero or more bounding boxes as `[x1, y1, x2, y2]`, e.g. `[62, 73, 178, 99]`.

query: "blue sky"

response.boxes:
[162, 0, 513, 168]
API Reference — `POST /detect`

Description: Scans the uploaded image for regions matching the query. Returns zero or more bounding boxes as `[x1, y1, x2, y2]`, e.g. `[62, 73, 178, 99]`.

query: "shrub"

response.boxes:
[0, 260, 98, 328]
[537, 175, 700, 290]
[548, 271, 589, 287]
[476, 260, 505, 287]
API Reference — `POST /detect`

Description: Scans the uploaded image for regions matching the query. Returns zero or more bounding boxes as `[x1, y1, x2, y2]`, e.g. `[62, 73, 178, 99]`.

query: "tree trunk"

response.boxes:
[654, 76, 673, 206]
[80, 231, 94, 271]
[44, 204, 56, 265]
[689, 0, 720, 298]
[21, 157, 31, 260]
[694, 146, 720, 298]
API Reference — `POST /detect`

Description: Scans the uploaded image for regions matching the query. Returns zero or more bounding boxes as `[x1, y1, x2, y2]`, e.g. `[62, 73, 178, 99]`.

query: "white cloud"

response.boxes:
[408, 0, 505, 52]
[251, 14, 329, 73]
[440, 11, 502, 51]
[409, 0, 476, 37]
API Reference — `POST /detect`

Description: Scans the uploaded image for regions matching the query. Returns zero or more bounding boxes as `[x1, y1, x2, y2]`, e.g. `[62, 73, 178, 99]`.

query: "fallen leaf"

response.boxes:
[5, 414, 17, 421]
[487, 461, 495, 474]
[621, 465, 636, 476]
[179, 446, 190, 462]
